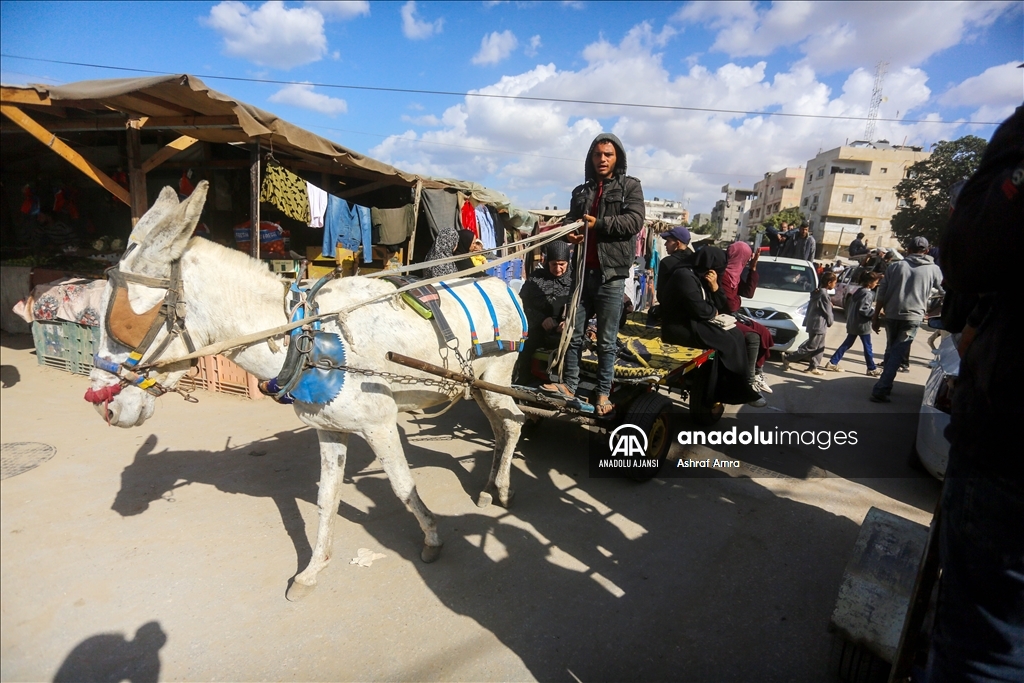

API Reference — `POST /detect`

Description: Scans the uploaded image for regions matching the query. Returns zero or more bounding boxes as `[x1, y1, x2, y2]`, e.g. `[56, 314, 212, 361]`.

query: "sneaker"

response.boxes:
[806, 368, 825, 376]
[870, 393, 891, 403]
[823, 363, 843, 372]
[753, 370, 773, 394]
[867, 368, 882, 377]
[748, 392, 768, 408]
[898, 365, 911, 373]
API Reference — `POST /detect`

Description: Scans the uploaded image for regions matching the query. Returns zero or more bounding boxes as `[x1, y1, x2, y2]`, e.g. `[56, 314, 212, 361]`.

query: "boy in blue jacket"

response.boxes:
[782, 271, 837, 375]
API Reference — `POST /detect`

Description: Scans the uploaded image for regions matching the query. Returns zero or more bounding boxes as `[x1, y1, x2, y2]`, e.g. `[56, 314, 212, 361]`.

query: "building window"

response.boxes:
[769, 187, 774, 194]
[842, 194, 854, 203]
[874, 196, 882, 202]
[807, 175, 813, 184]
[802, 197, 808, 206]
[880, 167, 888, 174]
[898, 198, 908, 207]
[869, 225, 878, 231]
[817, 168, 825, 179]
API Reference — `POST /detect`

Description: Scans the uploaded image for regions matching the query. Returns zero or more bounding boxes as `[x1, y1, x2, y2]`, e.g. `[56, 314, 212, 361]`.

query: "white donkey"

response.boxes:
[87, 183, 525, 600]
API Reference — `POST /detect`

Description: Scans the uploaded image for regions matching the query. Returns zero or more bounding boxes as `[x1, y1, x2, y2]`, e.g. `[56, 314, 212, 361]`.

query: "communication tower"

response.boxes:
[864, 61, 889, 141]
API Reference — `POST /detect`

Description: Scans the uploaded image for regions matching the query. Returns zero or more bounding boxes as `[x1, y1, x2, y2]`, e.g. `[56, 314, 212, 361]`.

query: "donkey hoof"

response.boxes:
[497, 488, 515, 508]
[420, 543, 443, 563]
[476, 490, 493, 508]
[286, 579, 317, 602]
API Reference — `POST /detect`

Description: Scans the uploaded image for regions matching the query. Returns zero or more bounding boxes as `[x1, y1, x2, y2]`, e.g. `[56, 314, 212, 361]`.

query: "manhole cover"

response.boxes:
[1, 442, 57, 480]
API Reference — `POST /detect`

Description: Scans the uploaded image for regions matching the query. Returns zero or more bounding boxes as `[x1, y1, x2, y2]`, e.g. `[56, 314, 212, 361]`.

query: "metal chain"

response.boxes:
[306, 357, 463, 397]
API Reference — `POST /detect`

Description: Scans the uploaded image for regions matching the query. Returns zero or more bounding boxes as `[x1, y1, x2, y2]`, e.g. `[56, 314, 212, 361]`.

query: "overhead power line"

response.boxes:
[0, 53, 1004, 126]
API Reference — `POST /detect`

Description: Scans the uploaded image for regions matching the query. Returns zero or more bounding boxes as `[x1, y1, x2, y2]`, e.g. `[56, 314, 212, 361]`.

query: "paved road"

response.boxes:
[1, 320, 941, 682]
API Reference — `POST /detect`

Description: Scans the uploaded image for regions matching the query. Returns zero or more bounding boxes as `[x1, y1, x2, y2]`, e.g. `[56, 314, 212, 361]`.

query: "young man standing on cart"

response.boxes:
[549, 133, 645, 416]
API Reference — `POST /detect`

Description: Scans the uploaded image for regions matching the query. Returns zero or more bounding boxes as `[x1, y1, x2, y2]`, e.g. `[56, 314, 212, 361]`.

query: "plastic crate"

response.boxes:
[178, 354, 263, 400]
[31, 320, 99, 376]
[486, 258, 523, 283]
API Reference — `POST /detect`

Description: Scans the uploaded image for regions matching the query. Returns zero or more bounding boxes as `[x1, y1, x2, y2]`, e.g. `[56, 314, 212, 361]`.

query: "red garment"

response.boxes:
[585, 181, 603, 269]
[722, 268, 772, 367]
[460, 201, 478, 238]
[179, 171, 195, 197]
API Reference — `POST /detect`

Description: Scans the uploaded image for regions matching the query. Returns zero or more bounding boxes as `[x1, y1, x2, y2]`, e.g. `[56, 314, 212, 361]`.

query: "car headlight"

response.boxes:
[795, 302, 808, 317]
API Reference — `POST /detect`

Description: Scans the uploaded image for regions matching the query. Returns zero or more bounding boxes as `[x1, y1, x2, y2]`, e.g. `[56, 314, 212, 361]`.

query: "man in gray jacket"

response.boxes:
[781, 222, 816, 261]
[870, 235, 944, 401]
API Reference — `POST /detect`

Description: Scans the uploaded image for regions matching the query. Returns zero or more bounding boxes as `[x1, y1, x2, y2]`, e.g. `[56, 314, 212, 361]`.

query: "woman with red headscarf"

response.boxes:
[721, 241, 774, 395]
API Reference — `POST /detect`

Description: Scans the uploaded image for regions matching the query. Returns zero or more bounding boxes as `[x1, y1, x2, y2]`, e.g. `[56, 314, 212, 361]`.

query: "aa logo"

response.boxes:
[608, 423, 647, 458]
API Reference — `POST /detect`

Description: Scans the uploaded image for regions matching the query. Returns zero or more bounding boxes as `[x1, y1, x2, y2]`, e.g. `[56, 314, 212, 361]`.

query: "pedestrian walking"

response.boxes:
[869, 236, 943, 402]
[780, 222, 816, 261]
[782, 271, 837, 375]
[823, 271, 883, 376]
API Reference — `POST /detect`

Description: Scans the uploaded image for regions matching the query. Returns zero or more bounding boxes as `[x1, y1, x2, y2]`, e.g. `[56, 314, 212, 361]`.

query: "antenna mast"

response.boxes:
[865, 60, 889, 141]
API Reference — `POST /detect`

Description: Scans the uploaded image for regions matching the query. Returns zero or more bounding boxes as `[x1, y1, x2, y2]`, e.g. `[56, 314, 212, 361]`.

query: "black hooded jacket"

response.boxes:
[566, 133, 645, 281]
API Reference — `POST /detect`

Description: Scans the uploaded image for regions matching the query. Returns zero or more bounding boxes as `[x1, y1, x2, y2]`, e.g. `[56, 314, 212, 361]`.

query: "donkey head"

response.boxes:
[88, 182, 209, 427]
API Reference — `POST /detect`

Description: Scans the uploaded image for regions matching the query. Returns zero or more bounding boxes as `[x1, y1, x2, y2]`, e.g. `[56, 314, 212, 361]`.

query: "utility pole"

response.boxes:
[864, 61, 889, 141]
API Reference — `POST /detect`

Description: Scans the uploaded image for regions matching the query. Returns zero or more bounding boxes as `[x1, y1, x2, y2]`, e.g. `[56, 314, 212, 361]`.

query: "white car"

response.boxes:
[915, 331, 960, 480]
[739, 256, 819, 352]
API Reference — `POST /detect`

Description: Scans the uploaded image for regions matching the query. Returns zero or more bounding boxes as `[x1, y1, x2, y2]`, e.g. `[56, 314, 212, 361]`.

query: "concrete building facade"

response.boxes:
[801, 141, 930, 257]
[739, 167, 806, 241]
[645, 197, 688, 225]
[710, 184, 755, 242]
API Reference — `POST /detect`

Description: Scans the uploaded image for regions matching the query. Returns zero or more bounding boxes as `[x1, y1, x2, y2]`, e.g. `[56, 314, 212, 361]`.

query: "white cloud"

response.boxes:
[204, 1, 327, 69]
[268, 83, 348, 115]
[939, 61, 1023, 108]
[526, 35, 542, 57]
[401, 1, 443, 40]
[472, 30, 519, 65]
[370, 22, 993, 211]
[401, 113, 442, 126]
[304, 0, 369, 20]
[675, 1, 1016, 72]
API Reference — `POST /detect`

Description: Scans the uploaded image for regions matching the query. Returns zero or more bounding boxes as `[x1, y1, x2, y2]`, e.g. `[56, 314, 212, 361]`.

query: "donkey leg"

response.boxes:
[287, 430, 348, 601]
[474, 381, 524, 509]
[362, 424, 443, 563]
[473, 387, 506, 508]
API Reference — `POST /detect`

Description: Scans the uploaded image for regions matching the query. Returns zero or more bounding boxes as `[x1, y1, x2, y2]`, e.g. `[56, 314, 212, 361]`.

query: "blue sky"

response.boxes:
[2, 1, 1021, 213]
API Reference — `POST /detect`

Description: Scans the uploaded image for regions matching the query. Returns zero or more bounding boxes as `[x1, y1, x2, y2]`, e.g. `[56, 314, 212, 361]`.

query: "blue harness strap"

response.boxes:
[439, 282, 481, 356]
[473, 281, 508, 352]
[505, 284, 528, 352]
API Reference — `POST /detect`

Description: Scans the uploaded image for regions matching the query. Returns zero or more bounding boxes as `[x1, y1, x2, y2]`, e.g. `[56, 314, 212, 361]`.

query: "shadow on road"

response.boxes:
[53, 621, 166, 683]
[108, 402, 888, 681]
[1, 364, 21, 388]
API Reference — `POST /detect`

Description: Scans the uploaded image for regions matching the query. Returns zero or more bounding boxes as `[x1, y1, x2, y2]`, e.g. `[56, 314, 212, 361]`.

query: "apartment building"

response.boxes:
[710, 184, 756, 242]
[801, 141, 930, 257]
[645, 197, 688, 225]
[738, 166, 806, 241]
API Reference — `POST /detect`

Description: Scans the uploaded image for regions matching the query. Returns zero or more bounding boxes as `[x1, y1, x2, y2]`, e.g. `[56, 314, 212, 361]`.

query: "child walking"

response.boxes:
[823, 271, 883, 376]
[782, 271, 836, 375]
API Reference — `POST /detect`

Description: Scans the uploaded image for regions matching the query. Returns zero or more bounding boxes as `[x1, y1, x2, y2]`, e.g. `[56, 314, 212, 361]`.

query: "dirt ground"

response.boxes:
[1, 325, 941, 682]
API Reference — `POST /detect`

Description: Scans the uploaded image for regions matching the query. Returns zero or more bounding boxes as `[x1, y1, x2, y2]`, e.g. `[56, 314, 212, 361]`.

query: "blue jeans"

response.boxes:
[871, 319, 917, 397]
[925, 453, 1024, 681]
[562, 270, 625, 398]
[829, 333, 876, 371]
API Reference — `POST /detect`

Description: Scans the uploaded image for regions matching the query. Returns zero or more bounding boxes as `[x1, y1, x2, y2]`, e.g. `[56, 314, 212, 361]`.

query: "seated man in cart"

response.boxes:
[516, 241, 573, 384]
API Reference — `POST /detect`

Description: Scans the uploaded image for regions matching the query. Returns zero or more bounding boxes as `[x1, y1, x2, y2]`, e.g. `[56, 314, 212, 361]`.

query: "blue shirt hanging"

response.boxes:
[324, 195, 373, 262]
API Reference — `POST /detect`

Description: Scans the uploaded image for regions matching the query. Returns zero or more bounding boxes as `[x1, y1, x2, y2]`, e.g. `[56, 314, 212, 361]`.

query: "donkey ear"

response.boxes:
[129, 186, 180, 243]
[138, 181, 209, 263]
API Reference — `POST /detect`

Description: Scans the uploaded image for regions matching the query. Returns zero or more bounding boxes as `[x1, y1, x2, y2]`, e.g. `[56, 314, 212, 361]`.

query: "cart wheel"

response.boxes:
[620, 392, 674, 482]
[687, 366, 724, 426]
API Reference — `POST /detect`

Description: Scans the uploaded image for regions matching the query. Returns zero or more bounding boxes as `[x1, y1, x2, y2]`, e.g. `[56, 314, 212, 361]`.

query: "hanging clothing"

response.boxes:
[493, 208, 506, 247]
[477, 206, 497, 251]
[421, 189, 459, 278]
[260, 164, 311, 224]
[323, 195, 371, 261]
[307, 182, 328, 228]
[371, 205, 415, 245]
[460, 200, 479, 238]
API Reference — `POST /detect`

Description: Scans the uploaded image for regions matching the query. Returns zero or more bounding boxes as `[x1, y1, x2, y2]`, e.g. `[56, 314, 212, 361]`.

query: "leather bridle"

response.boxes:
[92, 252, 199, 401]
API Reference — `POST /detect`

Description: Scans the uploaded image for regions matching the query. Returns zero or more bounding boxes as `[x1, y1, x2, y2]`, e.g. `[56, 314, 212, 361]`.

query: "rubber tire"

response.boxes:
[620, 391, 674, 482]
[688, 366, 724, 427]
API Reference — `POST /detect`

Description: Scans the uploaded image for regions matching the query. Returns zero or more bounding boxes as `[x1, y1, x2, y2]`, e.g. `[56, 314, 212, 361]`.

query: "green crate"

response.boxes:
[31, 320, 100, 376]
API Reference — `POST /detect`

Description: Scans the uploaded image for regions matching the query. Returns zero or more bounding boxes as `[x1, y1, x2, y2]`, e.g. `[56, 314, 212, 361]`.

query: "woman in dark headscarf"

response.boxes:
[657, 245, 759, 404]
[452, 229, 479, 274]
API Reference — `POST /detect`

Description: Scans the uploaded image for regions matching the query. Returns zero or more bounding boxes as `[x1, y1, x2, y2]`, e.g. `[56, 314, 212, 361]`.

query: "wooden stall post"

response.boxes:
[126, 120, 148, 226]
[406, 179, 423, 266]
[250, 141, 260, 260]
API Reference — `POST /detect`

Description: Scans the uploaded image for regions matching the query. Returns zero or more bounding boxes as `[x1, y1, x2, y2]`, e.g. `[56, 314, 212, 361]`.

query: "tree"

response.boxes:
[891, 136, 987, 246]
[763, 206, 805, 230]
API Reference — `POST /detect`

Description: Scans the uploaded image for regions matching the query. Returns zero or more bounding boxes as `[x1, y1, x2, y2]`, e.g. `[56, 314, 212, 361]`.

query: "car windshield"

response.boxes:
[754, 261, 819, 293]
